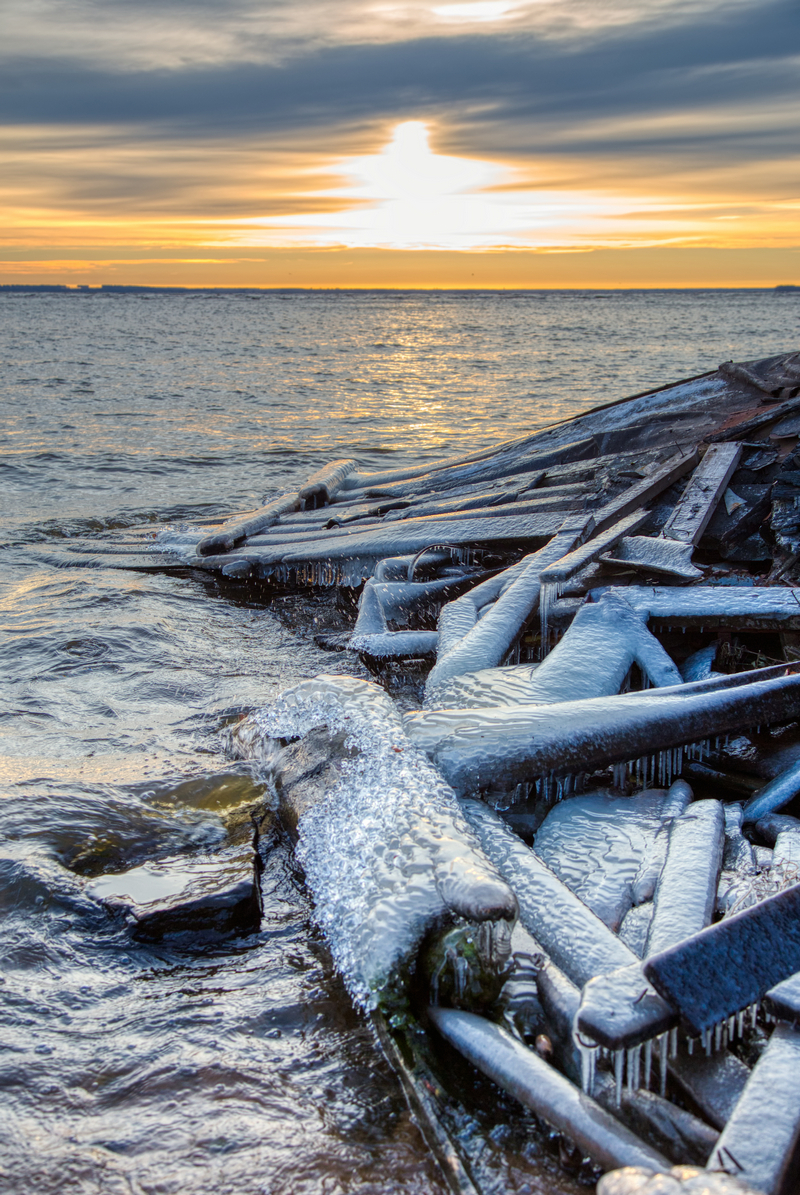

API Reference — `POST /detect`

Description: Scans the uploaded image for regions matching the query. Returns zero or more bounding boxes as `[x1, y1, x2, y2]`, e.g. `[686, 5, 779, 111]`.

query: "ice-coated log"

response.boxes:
[599, 1167, 757, 1195]
[632, 780, 694, 905]
[722, 803, 756, 875]
[764, 971, 800, 1024]
[601, 535, 702, 581]
[681, 644, 718, 683]
[589, 449, 700, 535]
[592, 587, 800, 631]
[661, 443, 743, 545]
[742, 758, 800, 823]
[196, 491, 300, 556]
[404, 669, 800, 797]
[539, 508, 652, 595]
[463, 800, 635, 986]
[755, 812, 800, 845]
[434, 550, 554, 659]
[427, 1008, 670, 1173]
[426, 522, 591, 695]
[708, 1024, 800, 1195]
[536, 959, 582, 1081]
[643, 882, 800, 1035]
[341, 436, 599, 499]
[348, 573, 481, 660]
[771, 828, 800, 875]
[298, 458, 357, 507]
[644, 801, 724, 958]
[429, 592, 683, 711]
[232, 676, 517, 1009]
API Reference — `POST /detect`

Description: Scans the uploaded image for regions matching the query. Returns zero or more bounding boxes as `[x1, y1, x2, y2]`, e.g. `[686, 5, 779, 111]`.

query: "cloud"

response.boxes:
[1, 0, 798, 261]
[0, 0, 771, 72]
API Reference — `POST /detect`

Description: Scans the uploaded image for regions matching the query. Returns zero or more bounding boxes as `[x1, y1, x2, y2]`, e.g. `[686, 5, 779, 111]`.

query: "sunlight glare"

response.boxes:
[240, 119, 675, 252]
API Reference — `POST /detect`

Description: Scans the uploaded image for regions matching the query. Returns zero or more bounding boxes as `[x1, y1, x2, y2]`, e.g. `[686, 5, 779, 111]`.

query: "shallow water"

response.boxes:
[1, 288, 798, 1193]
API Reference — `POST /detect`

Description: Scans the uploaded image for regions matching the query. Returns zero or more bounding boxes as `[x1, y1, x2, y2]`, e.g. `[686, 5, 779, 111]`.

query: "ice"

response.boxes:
[407, 667, 800, 797]
[427, 591, 682, 711]
[532, 790, 671, 931]
[243, 675, 516, 1009]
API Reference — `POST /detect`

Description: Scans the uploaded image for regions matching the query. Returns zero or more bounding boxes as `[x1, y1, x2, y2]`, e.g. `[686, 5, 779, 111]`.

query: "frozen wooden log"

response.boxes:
[645, 801, 725, 958]
[660, 442, 742, 545]
[590, 450, 700, 535]
[297, 459, 357, 508]
[592, 586, 800, 631]
[405, 669, 800, 797]
[577, 961, 677, 1052]
[232, 676, 518, 1010]
[342, 436, 600, 501]
[708, 1023, 800, 1195]
[196, 491, 300, 556]
[428, 1008, 670, 1173]
[755, 812, 800, 845]
[742, 759, 800, 823]
[462, 800, 637, 987]
[426, 521, 591, 695]
[668, 1045, 750, 1133]
[592, 1074, 718, 1167]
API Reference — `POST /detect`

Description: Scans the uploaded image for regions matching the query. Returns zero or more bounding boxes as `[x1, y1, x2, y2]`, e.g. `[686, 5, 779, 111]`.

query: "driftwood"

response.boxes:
[149, 352, 800, 1195]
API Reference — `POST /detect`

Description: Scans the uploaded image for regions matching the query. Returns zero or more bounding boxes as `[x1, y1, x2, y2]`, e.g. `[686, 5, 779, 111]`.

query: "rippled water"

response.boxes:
[1, 288, 798, 1194]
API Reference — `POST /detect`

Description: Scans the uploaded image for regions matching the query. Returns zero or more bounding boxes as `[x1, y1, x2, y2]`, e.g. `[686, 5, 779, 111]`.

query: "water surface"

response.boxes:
[1, 288, 798, 1193]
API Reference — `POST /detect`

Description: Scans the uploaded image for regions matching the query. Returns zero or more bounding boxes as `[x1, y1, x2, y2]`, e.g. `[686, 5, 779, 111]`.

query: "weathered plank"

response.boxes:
[643, 882, 800, 1036]
[661, 442, 742, 544]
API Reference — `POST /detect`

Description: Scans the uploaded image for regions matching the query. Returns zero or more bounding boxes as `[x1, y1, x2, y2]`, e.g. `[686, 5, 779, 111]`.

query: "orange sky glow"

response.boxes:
[1, 0, 798, 288]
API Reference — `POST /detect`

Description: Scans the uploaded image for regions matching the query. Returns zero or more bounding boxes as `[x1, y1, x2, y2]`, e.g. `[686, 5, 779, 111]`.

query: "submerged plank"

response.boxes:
[428, 1008, 670, 1173]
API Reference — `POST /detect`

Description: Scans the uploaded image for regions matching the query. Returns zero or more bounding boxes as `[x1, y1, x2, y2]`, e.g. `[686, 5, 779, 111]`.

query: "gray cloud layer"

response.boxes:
[1, 0, 797, 168]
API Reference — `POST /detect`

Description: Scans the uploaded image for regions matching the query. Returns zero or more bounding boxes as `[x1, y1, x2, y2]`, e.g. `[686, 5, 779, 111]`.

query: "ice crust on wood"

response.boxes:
[237, 675, 517, 1008]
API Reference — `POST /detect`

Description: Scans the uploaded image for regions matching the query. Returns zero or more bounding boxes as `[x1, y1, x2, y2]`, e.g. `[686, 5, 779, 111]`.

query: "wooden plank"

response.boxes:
[538, 508, 652, 587]
[708, 1024, 800, 1193]
[661, 442, 743, 545]
[591, 448, 699, 534]
[594, 586, 800, 631]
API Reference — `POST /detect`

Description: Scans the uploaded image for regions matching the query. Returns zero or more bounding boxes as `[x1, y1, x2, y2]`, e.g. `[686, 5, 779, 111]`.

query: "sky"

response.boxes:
[1, 0, 799, 287]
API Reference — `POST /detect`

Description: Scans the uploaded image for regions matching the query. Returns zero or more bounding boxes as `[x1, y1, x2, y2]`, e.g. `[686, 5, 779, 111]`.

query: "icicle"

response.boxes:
[580, 1042, 597, 1095]
[688, 1037, 694, 1056]
[669, 1028, 678, 1059]
[644, 1040, 652, 1090]
[703, 1028, 711, 1056]
[752, 1001, 760, 1029]
[728, 1014, 736, 1041]
[614, 1048, 624, 1106]
[714, 1022, 722, 1052]
[659, 1034, 668, 1097]
[737, 1010, 745, 1038]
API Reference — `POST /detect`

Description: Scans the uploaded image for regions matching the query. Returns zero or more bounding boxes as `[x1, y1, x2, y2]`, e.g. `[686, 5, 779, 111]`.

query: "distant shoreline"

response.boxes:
[0, 283, 798, 295]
